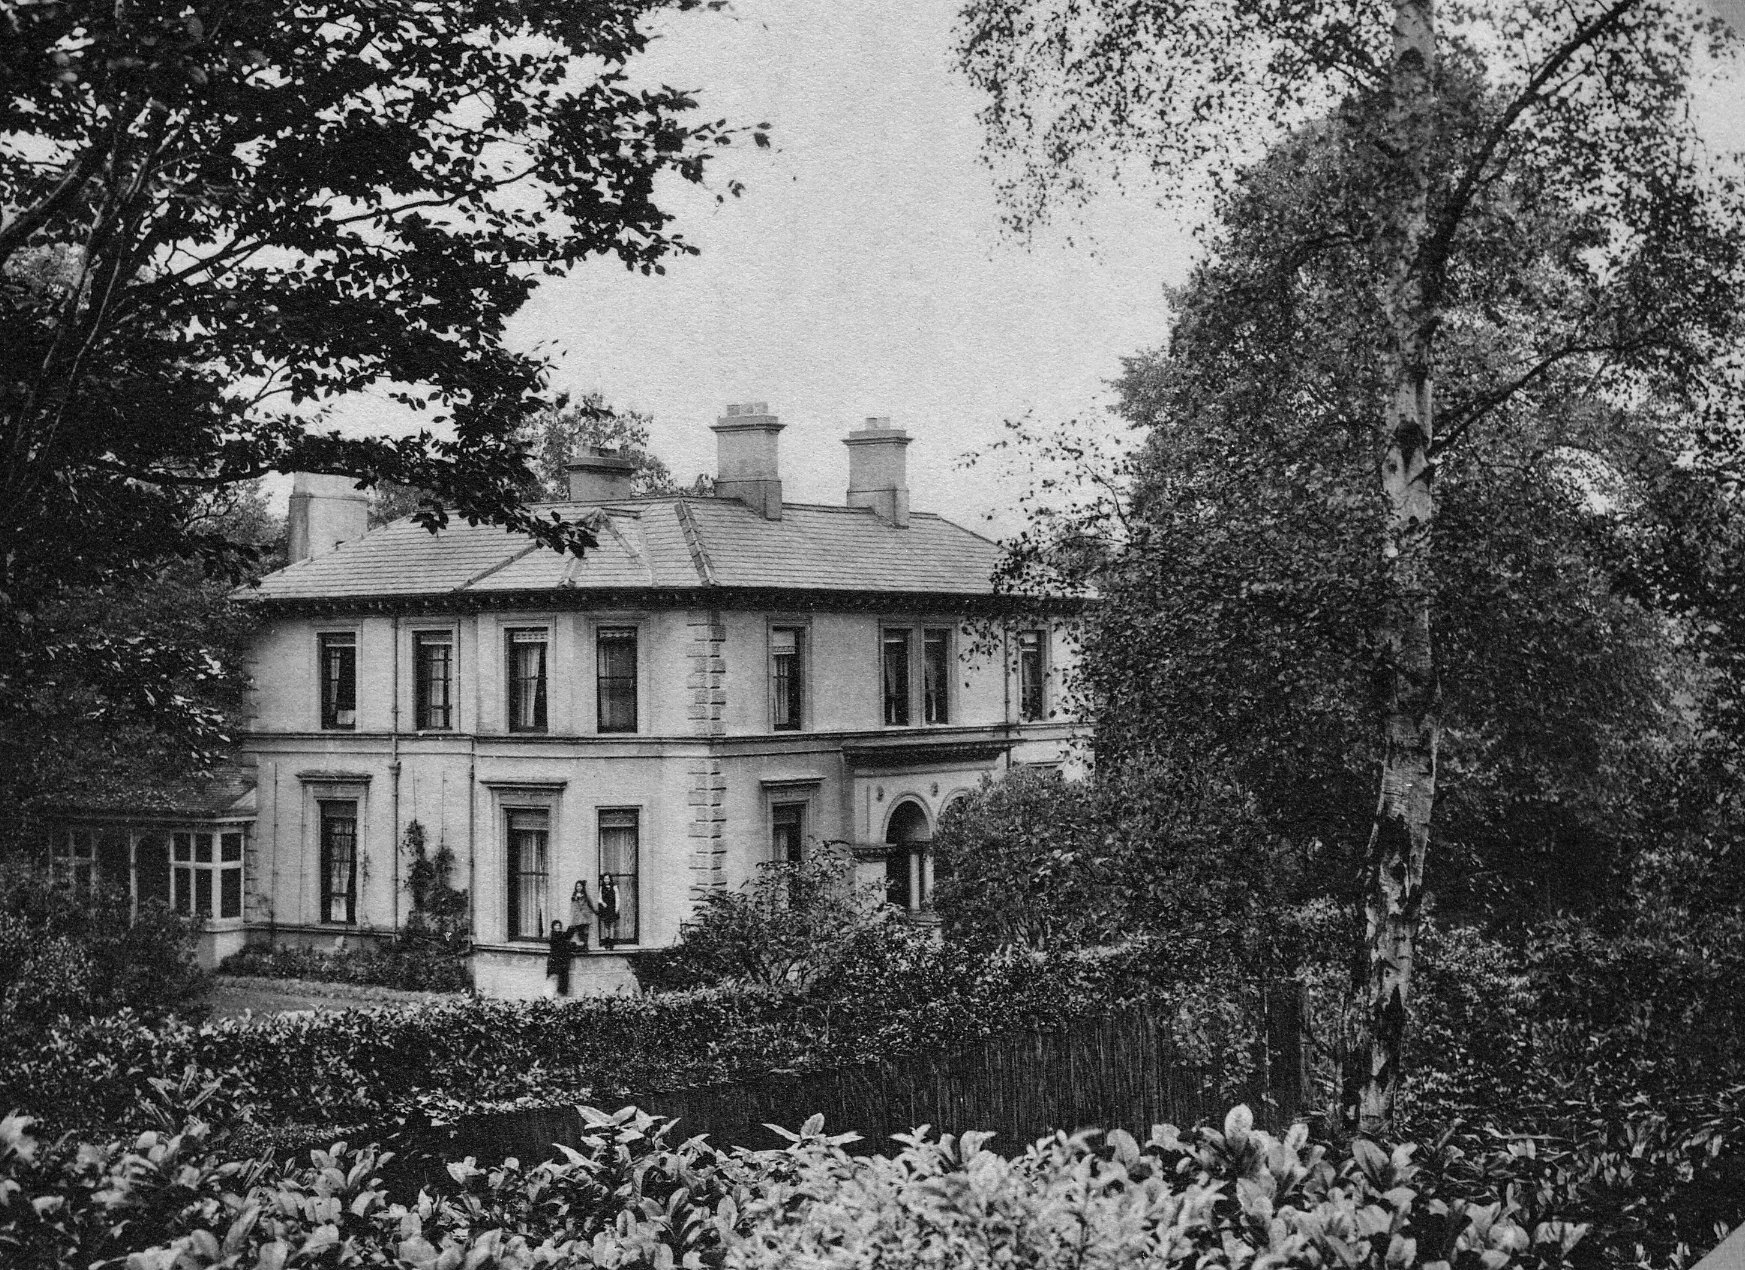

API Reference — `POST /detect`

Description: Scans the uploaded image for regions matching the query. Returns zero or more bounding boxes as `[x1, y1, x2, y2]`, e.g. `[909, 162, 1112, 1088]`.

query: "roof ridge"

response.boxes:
[673, 499, 717, 587]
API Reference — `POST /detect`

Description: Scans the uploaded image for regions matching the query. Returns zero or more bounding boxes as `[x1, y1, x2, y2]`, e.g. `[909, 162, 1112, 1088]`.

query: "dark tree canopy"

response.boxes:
[0, 0, 749, 796]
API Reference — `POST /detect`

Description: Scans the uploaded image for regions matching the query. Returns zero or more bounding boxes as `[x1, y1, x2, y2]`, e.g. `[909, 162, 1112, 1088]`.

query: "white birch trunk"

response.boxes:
[1357, 0, 1439, 1140]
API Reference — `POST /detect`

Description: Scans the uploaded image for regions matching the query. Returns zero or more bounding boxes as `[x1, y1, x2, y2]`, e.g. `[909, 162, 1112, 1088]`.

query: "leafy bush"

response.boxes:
[633, 854, 898, 993]
[7, 1093, 1663, 1270]
[0, 861, 204, 1038]
[219, 939, 470, 993]
[931, 763, 1312, 975]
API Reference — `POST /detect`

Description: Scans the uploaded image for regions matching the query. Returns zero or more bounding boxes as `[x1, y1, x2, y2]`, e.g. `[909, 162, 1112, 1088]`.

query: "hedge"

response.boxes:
[0, 941, 1242, 1140]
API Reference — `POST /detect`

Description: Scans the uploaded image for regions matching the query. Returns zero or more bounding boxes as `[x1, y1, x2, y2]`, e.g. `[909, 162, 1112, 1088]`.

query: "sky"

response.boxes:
[321, 0, 1745, 539]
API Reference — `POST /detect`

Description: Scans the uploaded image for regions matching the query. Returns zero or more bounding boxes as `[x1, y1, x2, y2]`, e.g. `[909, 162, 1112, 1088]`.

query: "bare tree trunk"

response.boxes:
[1357, 0, 1439, 1140]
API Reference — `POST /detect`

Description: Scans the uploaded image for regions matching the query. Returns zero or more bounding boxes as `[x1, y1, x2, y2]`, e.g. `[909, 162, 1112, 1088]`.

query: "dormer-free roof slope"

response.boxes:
[244, 496, 1006, 606]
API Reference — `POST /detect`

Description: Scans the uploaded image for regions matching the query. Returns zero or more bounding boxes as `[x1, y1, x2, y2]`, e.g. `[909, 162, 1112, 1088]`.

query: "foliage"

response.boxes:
[0, 862, 205, 1039]
[737, 1106, 1592, 1270]
[1, 0, 751, 777]
[3, 1092, 1676, 1270]
[931, 764, 1310, 969]
[218, 941, 471, 995]
[958, 0, 1745, 1134]
[371, 392, 716, 524]
[0, 484, 278, 813]
[0, 943, 1224, 1141]
[634, 854, 897, 992]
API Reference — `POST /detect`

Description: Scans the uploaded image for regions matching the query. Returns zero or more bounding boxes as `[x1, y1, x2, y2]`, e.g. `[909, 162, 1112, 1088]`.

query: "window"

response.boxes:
[882, 629, 911, 725]
[770, 626, 805, 730]
[50, 829, 96, 895]
[507, 629, 548, 732]
[883, 625, 953, 726]
[415, 631, 454, 730]
[506, 809, 549, 939]
[596, 626, 638, 733]
[318, 802, 357, 924]
[319, 632, 357, 729]
[772, 802, 805, 866]
[598, 809, 640, 944]
[1018, 629, 1047, 721]
[173, 829, 244, 920]
[922, 628, 951, 724]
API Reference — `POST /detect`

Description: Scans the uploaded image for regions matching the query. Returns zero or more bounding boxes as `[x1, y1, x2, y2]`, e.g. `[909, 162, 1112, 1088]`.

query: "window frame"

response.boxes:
[318, 630, 358, 731]
[1017, 628, 1048, 722]
[505, 806, 552, 941]
[595, 624, 639, 734]
[880, 622, 956, 728]
[596, 806, 641, 946]
[172, 828, 246, 921]
[771, 801, 806, 866]
[768, 621, 809, 732]
[50, 828, 97, 896]
[505, 626, 550, 733]
[317, 801, 359, 925]
[413, 628, 456, 731]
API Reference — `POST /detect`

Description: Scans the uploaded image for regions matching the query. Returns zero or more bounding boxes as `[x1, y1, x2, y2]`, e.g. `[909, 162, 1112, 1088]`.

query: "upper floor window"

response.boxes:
[922, 629, 951, 724]
[883, 625, 953, 727]
[597, 626, 638, 733]
[507, 629, 548, 732]
[506, 808, 549, 940]
[771, 626, 805, 730]
[1018, 630, 1047, 721]
[319, 632, 357, 730]
[173, 829, 244, 920]
[882, 629, 911, 725]
[318, 802, 357, 924]
[415, 631, 453, 731]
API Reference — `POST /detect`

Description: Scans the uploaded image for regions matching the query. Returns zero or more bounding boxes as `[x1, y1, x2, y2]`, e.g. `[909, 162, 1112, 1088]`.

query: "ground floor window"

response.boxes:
[507, 809, 550, 940]
[172, 830, 244, 919]
[772, 802, 805, 866]
[598, 809, 639, 945]
[319, 802, 358, 924]
[50, 828, 97, 895]
[41, 823, 244, 922]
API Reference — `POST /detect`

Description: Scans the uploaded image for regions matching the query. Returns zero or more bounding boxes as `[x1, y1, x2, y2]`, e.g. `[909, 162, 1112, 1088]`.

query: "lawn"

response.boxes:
[205, 973, 467, 1020]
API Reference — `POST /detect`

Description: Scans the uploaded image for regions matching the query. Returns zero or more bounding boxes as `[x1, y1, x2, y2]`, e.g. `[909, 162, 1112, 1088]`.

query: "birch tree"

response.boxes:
[957, 0, 1745, 1133]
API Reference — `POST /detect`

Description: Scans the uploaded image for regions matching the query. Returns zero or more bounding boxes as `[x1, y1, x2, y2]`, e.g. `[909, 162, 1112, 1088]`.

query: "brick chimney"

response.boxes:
[845, 417, 910, 527]
[712, 402, 783, 520]
[287, 472, 369, 562]
[566, 447, 637, 501]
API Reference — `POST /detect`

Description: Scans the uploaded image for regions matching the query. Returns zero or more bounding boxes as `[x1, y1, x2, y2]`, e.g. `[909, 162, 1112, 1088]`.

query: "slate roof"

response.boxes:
[244, 497, 1006, 604]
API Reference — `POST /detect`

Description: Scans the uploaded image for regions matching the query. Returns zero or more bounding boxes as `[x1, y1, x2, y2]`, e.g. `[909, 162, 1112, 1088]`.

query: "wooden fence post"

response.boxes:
[1263, 981, 1311, 1123]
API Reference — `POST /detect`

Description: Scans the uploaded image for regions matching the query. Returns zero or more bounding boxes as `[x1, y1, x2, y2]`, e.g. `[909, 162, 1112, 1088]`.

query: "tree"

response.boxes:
[0, 483, 280, 816]
[2, 0, 748, 785]
[372, 392, 712, 523]
[958, 0, 1745, 1132]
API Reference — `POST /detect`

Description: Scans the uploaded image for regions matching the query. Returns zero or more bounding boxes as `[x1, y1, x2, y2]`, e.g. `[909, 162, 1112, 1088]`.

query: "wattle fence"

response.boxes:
[423, 985, 1311, 1168]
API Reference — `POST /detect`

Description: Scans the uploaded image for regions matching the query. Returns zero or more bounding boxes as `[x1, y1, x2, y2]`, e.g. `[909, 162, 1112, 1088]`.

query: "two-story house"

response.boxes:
[48, 407, 1077, 993]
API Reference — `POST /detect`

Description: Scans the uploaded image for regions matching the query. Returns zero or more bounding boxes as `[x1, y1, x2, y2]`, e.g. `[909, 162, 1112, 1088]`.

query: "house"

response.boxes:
[52, 407, 1078, 993]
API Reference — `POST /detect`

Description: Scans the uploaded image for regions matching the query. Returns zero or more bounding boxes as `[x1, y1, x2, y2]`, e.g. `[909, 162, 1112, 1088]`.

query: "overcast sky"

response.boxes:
[324, 0, 1745, 537]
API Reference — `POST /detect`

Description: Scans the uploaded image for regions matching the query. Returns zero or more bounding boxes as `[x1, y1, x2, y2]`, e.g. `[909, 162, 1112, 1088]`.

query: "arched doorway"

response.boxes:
[884, 799, 932, 912]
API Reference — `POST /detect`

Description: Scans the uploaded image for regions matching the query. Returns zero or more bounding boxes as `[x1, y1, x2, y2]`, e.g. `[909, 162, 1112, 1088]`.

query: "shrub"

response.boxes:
[219, 938, 471, 993]
[0, 862, 204, 1038]
[0, 1096, 1622, 1270]
[632, 853, 897, 992]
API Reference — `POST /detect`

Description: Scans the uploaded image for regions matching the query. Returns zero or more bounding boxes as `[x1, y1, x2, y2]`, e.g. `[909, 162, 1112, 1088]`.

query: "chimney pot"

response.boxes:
[712, 402, 784, 519]
[287, 472, 369, 562]
[844, 417, 911, 527]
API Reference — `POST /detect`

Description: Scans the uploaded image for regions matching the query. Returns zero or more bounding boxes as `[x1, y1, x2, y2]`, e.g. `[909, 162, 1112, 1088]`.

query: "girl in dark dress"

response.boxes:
[545, 919, 581, 996]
